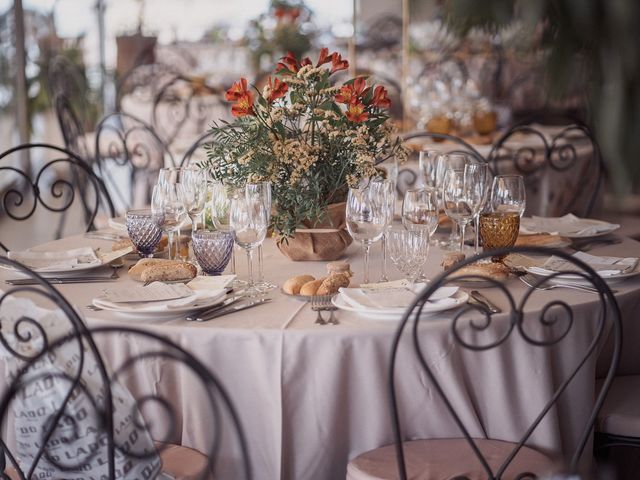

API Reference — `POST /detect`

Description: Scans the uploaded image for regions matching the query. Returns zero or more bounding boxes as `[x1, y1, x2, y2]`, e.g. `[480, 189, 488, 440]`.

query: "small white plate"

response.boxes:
[524, 264, 640, 286]
[331, 290, 469, 322]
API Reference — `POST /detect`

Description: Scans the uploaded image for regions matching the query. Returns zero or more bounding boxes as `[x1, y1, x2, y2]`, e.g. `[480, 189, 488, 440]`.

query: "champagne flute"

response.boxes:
[464, 163, 491, 255]
[229, 190, 268, 294]
[402, 188, 439, 281]
[443, 168, 479, 253]
[378, 178, 396, 282]
[178, 168, 207, 231]
[151, 183, 186, 260]
[346, 182, 388, 284]
[246, 181, 275, 291]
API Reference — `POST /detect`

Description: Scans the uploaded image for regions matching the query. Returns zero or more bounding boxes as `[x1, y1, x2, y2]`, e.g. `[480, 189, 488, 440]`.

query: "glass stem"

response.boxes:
[246, 248, 254, 287]
[380, 234, 388, 282]
[230, 245, 236, 275]
[459, 223, 466, 253]
[257, 245, 264, 283]
[474, 214, 480, 255]
[167, 231, 174, 260]
[363, 243, 371, 284]
[192, 215, 198, 232]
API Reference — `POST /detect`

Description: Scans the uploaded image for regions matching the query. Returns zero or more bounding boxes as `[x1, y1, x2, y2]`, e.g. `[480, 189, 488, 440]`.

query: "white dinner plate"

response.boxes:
[524, 264, 640, 286]
[331, 290, 469, 322]
[520, 217, 619, 239]
[91, 294, 225, 320]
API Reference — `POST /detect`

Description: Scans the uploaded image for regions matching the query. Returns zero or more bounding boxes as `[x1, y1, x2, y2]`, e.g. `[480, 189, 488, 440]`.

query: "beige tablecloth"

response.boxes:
[2, 233, 640, 479]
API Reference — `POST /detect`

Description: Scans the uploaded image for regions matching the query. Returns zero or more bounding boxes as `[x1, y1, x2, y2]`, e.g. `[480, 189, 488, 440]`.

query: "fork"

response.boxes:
[519, 274, 605, 294]
[311, 296, 339, 325]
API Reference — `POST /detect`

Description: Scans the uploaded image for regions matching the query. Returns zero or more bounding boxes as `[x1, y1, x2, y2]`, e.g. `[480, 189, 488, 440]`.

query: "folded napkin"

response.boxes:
[93, 285, 226, 312]
[529, 251, 639, 278]
[338, 285, 459, 311]
[187, 275, 236, 291]
[8, 247, 101, 272]
[520, 214, 619, 237]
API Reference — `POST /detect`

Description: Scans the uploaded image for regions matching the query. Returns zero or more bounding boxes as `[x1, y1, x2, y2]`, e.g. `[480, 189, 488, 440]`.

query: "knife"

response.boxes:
[469, 290, 502, 314]
[185, 295, 246, 321]
[194, 298, 272, 322]
[6, 277, 118, 285]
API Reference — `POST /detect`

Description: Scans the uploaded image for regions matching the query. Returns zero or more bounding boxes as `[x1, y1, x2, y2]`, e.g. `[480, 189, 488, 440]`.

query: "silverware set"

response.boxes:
[7, 276, 119, 285]
[311, 296, 339, 325]
[519, 273, 610, 294]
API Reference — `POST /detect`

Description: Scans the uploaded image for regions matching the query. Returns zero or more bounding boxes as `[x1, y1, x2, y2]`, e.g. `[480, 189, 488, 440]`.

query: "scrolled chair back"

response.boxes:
[0, 143, 115, 252]
[389, 246, 621, 480]
[0, 258, 252, 480]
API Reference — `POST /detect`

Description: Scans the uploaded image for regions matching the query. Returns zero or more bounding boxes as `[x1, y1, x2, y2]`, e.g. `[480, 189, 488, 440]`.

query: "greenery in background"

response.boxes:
[245, 0, 314, 73]
[444, 0, 640, 194]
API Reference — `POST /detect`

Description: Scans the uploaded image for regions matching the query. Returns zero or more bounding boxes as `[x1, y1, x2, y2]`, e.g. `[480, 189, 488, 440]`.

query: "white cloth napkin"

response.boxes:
[8, 247, 101, 272]
[520, 214, 619, 237]
[529, 251, 639, 278]
[187, 275, 236, 291]
[338, 285, 459, 311]
[94, 284, 226, 312]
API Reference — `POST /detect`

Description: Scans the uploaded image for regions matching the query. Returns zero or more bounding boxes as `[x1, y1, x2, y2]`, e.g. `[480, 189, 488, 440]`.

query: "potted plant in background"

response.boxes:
[204, 48, 408, 261]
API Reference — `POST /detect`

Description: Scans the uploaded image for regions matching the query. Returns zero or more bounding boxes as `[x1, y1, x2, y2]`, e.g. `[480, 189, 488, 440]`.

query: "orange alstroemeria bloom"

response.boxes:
[268, 77, 288, 102]
[276, 52, 299, 74]
[225, 78, 249, 101]
[231, 92, 255, 117]
[330, 53, 349, 74]
[316, 47, 332, 67]
[334, 77, 369, 104]
[371, 85, 391, 108]
[345, 99, 369, 123]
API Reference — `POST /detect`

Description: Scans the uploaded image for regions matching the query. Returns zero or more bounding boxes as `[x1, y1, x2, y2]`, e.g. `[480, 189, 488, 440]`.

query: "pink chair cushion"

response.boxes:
[596, 375, 640, 438]
[346, 438, 558, 480]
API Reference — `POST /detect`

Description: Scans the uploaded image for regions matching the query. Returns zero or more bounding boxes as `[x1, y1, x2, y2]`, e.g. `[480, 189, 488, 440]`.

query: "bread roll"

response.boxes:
[450, 262, 510, 281]
[283, 275, 316, 295]
[299, 278, 325, 296]
[317, 272, 350, 295]
[140, 261, 197, 283]
[441, 252, 465, 270]
[515, 234, 570, 248]
[128, 258, 174, 281]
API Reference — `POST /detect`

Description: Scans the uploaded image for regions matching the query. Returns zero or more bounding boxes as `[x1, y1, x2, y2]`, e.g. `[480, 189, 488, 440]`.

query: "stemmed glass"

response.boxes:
[210, 181, 238, 277]
[443, 168, 482, 253]
[386, 227, 430, 285]
[436, 153, 470, 249]
[178, 168, 207, 231]
[151, 183, 186, 260]
[229, 190, 268, 294]
[402, 188, 439, 281]
[346, 181, 388, 284]
[418, 149, 442, 189]
[378, 179, 396, 282]
[246, 181, 275, 291]
[491, 175, 526, 216]
[464, 163, 491, 255]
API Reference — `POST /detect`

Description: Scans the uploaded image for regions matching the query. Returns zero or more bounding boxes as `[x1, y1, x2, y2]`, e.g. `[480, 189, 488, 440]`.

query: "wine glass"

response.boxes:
[346, 182, 388, 284]
[178, 168, 207, 232]
[443, 168, 480, 253]
[418, 149, 442, 189]
[378, 178, 396, 282]
[151, 183, 186, 260]
[229, 190, 268, 294]
[386, 227, 430, 285]
[210, 181, 238, 277]
[436, 153, 470, 249]
[464, 163, 491, 255]
[479, 175, 526, 262]
[246, 181, 275, 291]
[401, 188, 439, 281]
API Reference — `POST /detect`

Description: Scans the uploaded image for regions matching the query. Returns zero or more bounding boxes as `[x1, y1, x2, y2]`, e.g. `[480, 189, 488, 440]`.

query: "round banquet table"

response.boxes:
[2, 232, 640, 480]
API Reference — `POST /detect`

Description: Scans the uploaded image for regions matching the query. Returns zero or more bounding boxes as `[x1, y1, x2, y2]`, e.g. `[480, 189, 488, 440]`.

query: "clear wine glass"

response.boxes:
[418, 149, 443, 189]
[437, 153, 470, 249]
[246, 181, 275, 291]
[464, 163, 491, 255]
[346, 181, 388, 284]
[401, 187, 439, 281]
[178, 168, 207, 231]
[491, 175, 526, 216]
[229, 190, 268, 294]
[210, 181, 238, 277]
[443, 168, 480, 253]
[151, 183, 186, 260]
[386, 227, 430, 285]
[378, 178, 396, 282]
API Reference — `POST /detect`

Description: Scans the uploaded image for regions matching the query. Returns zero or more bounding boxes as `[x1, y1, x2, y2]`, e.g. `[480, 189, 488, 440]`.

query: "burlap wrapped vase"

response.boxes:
[277, 202, 353, 261]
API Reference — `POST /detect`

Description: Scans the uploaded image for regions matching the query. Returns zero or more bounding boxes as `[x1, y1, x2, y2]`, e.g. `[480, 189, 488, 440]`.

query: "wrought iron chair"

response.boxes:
[347, 246, 621, 480]
[151, 75, 224, 148]
[0, 143, 115, 252]
[179, 131, 216, 168]
[116, 63, 181, 111]
[94, 112, 174, 214]
[487, 119, 604, 217]
[0, 256, 252, 480]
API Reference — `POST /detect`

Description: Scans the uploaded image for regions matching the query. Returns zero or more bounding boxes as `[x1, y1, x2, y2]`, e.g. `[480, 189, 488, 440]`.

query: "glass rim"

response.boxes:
[126, 208, 154, 217]
[192, 229, 234, 239]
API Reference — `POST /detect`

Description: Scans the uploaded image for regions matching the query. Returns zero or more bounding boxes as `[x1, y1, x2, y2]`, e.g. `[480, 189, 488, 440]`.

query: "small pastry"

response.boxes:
[299, 278, 325, 296]
[283, 275, 316, 295]
[317, 272, 350, 295]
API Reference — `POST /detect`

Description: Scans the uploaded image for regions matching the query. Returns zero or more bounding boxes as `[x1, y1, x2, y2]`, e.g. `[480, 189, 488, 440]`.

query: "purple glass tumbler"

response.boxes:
[192, 230, 234, 275]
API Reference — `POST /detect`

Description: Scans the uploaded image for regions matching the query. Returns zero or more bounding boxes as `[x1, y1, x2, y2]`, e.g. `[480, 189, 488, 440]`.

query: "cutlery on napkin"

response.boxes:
[528, 251, 639, 278]
[520, 214, 619, 237]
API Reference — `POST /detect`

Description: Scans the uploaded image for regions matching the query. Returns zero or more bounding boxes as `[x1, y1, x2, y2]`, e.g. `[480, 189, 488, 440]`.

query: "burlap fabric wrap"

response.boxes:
[277, 202, 353, 261]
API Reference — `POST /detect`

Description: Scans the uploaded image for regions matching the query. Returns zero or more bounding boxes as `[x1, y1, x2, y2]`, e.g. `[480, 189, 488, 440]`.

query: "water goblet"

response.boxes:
[191, 230, 234, 275]
[346, 182, 388, 284]
[436, 152, 470, 249]
[443, 167, 480, 253]
[125, 209, 163, 258]
[246, 181, 275, 291]
[178, 168, 207, 231]
[386, 227, 430, 285]
[151, 184, 186, 260]
[402, 187, 439, 280]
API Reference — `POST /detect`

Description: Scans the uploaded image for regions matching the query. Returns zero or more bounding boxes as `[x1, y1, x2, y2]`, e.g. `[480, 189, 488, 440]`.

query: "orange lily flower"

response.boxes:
[231, 92, 255, 117]
[371, 85, 391, 108]
[345, 99, 369, 122]
[276, 52, 299, 74]
[225, 78, 249, 101]
[300, 57, 312, 67]
[330, 53, 349, 74]
[334, 77, 369, 104]
[267, 77, 289, 102]
[316, 47, 332, 67]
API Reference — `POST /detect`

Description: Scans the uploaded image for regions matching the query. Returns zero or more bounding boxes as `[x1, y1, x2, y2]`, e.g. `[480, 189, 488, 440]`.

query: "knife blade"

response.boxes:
[194, 298, 272, 322]
[469, 290, 502, 314]
[6, 277, 118, 285]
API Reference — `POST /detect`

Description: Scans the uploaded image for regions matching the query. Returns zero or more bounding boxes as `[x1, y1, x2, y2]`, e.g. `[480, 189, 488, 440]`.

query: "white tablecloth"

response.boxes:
[2, 233, 639, 479]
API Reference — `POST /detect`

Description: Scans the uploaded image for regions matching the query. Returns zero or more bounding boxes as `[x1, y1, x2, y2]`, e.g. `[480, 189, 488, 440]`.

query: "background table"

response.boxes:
[2, 233, 639, 479]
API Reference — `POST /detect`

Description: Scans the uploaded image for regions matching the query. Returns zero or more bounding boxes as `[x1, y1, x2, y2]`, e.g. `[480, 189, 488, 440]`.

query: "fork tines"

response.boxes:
[310, 295, 338, 325]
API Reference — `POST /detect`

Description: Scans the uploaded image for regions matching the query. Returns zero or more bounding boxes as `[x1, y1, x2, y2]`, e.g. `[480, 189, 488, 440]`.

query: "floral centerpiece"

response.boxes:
[204, 48, 408, 260]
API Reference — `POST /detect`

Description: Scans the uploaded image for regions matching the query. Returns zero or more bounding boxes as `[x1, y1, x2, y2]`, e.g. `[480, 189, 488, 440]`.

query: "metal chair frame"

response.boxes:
[388, 246, 622, 480]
